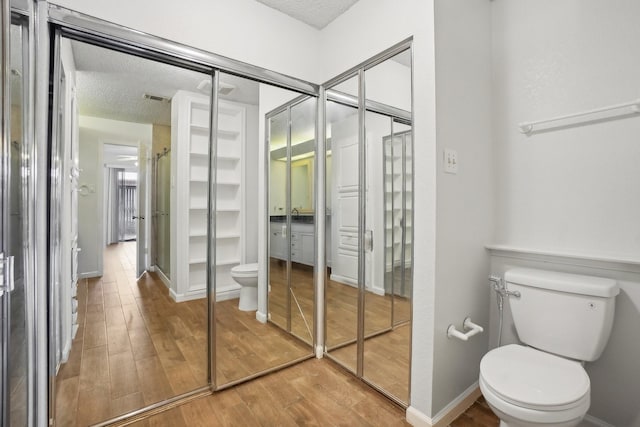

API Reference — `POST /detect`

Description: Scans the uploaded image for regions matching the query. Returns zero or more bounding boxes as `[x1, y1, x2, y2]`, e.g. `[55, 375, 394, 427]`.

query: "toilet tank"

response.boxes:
[505, 268, 619, 362]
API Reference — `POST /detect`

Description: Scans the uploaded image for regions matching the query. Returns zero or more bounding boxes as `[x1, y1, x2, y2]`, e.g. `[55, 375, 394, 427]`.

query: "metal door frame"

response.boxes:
[41, 5, 320, 426]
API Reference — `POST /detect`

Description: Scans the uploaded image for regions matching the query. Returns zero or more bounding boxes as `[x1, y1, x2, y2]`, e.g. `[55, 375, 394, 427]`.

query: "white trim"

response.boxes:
[255, 310, 268, 323]
[330, 273, 357, 286]
[406, 406, 432, 427]
[169, 287, 240, 303]
[486, 244, 640, 273]
[154, 266, 171, 289]
[583, 415, 616, 427]
[406, 383, 480, 427]
[78, 271, 101, 279]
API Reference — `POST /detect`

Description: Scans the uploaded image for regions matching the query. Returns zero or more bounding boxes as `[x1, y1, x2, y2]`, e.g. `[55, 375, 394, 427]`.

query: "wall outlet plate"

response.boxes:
[444, 148, 458, 174]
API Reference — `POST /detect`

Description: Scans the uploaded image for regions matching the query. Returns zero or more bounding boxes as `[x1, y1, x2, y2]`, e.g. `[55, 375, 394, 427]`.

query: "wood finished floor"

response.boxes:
[55, 243, 499, 426]
[121, 369, 497, 427]
[55, 243, 311, 426]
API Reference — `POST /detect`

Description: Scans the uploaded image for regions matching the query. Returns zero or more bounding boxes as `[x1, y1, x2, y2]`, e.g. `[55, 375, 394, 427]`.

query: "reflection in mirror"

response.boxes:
[324, 75, 360, 373]
[362, 49, 412, 404]
[288, 97, 316, 344]
[215, 74, 313, 387]
[51, 38, 213, 425]
[324, 46, 413, 405]
[8, 18, 28, 427]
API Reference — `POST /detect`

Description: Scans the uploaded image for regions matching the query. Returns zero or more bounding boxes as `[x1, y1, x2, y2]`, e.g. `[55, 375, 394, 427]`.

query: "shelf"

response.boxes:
[217, 233, 241, 239]
[218, 129, 240, 139]
[218, 155, 241, 161]
[175, 93, 245, 302]
[190, 124, 209, 133]
[189, 124, 239, 140]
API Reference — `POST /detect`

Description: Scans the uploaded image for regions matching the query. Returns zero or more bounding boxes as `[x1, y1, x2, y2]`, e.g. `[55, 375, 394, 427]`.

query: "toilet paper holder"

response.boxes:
[447, 317, 484, 341]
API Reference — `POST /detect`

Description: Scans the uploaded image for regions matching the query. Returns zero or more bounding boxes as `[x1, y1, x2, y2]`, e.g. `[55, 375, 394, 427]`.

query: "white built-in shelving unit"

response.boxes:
[171, 90, 245, 302]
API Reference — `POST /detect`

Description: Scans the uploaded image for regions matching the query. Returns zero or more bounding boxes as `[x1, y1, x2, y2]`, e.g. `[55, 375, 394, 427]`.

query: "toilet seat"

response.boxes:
[231, 263, 258, 278]
[480, 344, 590, 411]
[480, 344, 590, 424]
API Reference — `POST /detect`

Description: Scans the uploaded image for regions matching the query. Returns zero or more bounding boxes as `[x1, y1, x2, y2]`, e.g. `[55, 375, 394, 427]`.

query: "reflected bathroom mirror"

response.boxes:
[214, 74, 315, 388]
[266, 94, 317, 347]
[324, 46, 413, 405]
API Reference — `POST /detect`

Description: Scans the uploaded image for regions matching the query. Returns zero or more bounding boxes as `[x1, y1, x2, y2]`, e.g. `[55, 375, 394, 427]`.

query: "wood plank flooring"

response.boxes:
[127, 358, 412, 427]
[55, 243, 312, 426]
[55, 243, 500, 426]
[121, 363, 498, 427]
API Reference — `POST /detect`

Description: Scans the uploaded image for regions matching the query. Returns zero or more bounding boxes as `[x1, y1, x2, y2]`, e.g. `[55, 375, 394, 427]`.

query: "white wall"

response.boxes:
[50, 0, 322, 83]
[320, 0, 438, 417]
[490, 1, 640, 425]
[77, 116, 152, 276]
[431, 0, 493, 415]
[492, 0, 640, 257]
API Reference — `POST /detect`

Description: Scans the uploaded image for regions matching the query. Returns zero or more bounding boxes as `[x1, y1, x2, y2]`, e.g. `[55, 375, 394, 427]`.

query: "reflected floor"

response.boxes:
[55, 243, 311, 426]
[269, 259, 315, 343]
[269, 258, 411, 403]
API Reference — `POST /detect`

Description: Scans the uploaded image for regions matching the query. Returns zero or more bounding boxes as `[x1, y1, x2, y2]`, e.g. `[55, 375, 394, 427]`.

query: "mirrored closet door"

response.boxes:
[266, 95, 317, 346]
[324, 43, 413, 405]
[213, 73, 315, 389]
[1, 7, 33, 426]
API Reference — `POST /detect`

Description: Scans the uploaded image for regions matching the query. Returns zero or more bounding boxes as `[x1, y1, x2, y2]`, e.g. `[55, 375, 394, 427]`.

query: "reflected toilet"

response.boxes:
[231, 263, 259, 311]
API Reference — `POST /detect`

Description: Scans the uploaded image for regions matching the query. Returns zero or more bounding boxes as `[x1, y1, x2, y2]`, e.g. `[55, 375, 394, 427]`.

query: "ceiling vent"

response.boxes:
[142, 93, 171, 103]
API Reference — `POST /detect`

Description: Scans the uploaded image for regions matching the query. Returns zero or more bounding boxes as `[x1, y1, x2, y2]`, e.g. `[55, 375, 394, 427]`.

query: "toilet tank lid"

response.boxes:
[505, 268, 618, 298]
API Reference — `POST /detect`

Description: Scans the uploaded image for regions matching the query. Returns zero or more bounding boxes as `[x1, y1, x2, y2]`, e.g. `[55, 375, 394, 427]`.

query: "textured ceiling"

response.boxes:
[72, 40, 259, 126]
[255, 0, 360, 29]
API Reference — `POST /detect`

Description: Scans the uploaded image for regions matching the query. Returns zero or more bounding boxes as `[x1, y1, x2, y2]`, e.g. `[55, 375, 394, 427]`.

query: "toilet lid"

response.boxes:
[480, 344, 590, 410]
[231, 263, 258, 273]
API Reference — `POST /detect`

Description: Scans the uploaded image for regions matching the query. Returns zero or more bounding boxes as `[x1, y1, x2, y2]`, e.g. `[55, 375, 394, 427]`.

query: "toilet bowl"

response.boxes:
[480, 344, 590, 427]
[230, 263, 258, 311]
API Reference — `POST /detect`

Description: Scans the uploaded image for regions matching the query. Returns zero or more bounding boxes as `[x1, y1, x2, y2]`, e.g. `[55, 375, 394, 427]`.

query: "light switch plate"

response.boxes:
[444, 148, 458, 174]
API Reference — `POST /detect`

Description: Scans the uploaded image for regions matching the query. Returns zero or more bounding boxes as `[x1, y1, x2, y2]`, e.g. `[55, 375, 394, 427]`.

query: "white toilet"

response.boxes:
[480, 268, 619, 427]
[230, 263, 258, 311]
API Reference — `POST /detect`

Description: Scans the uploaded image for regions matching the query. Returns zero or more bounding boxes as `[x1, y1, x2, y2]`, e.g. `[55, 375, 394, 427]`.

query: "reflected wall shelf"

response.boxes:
[171, 90, 246, 302]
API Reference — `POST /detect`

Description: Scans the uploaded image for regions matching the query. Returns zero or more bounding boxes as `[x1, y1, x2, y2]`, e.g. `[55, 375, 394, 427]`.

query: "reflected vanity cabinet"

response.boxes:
[269, 220, 314, 266]
[171, 90, 246, 302]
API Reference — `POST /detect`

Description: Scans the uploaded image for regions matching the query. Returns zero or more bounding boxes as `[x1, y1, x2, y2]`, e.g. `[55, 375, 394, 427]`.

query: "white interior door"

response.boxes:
[136, 143, 148, 277]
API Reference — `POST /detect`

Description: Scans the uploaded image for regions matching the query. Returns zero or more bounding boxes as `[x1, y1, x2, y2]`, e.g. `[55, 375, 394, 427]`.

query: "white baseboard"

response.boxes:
[153, 266, 171, 290]
[255, 310, 268, 323]
[169, 286, 241, 303]
[582, 415, 615, 427]
[78, 271, 101, 279]
[406, 406, 432, 427]
[406, 383, 480, 427]
[330, 273, 357, 286]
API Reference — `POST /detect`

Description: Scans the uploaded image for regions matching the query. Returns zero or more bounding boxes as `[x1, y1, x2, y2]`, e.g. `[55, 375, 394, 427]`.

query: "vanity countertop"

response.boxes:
[270, 215, 314, 224]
